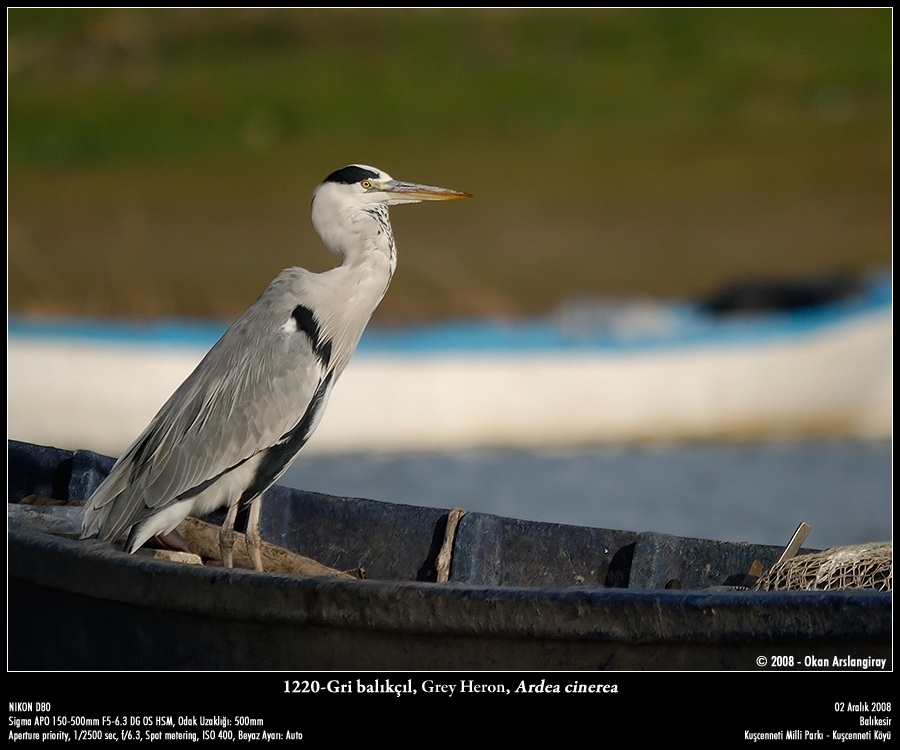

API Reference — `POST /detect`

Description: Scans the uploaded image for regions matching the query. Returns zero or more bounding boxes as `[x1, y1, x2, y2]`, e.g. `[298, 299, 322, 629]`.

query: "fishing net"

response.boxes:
[754, 542, 892, 592]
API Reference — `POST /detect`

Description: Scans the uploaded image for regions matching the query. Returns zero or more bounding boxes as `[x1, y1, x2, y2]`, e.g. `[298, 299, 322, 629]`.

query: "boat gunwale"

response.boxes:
[8, 518, 892, 646]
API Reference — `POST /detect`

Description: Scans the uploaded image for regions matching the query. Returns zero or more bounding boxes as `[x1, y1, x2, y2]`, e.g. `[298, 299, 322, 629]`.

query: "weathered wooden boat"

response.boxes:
[8, 271, 892, 456]
[8, 440, 891, 671]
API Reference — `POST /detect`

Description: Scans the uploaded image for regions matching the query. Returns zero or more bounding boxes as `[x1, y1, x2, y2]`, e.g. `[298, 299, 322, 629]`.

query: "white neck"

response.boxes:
[312, 188, 396, 269]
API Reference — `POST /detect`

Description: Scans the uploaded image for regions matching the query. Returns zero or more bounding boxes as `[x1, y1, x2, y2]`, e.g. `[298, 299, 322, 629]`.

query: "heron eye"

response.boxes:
[360, 180, 372, 189]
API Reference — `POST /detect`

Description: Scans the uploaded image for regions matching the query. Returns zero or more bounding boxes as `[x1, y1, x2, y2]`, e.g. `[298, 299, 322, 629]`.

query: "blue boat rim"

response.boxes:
[7, 271, 892, 356]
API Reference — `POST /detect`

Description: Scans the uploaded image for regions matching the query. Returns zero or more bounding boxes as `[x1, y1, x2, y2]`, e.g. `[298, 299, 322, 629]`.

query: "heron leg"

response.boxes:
[219, 502, 239, 568]
[245, 496, 263, 572]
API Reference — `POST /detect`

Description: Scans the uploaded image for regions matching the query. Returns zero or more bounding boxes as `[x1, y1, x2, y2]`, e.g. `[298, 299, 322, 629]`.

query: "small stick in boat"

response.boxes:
[177, 517, 359, 579]
[775, 522, 812, 565]
[435, 507, 467, 583]
[15, 496, 361, 579]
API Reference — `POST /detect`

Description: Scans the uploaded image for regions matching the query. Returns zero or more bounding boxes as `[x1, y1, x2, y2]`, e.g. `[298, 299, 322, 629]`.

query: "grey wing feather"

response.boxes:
[82, 268, 330, 541]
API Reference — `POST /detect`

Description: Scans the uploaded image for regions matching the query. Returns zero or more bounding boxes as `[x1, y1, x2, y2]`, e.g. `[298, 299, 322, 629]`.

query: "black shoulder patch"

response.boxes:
[291, 304, 319, 339]
[322, 165, 379, 185]
[291, 304, 332, 367]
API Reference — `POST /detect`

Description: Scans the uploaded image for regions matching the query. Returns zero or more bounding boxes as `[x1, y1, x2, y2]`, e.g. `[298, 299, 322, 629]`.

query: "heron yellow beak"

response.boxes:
[382, 179, 472, 202]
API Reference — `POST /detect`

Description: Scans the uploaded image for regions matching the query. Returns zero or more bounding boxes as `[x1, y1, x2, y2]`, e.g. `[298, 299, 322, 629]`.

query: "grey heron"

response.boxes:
[80, 164, 470, 570]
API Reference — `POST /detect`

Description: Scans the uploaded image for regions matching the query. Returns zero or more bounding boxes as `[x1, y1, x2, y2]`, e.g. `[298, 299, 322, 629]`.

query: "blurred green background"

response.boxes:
[8, 8, 892, 324]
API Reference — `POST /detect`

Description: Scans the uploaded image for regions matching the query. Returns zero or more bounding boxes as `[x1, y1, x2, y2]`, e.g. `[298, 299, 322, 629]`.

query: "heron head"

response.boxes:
[311, 164, 470, 259]
[316, 164, 471, 207]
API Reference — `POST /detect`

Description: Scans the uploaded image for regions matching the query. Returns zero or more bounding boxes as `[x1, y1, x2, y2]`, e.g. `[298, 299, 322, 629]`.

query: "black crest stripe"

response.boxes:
[323, 165, 379, 185]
